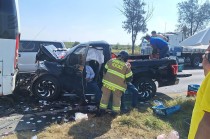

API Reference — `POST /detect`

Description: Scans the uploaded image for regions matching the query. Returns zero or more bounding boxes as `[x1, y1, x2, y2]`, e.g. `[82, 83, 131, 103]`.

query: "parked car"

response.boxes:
[30, 41, 179, 102]
[18, 40, 66, 72]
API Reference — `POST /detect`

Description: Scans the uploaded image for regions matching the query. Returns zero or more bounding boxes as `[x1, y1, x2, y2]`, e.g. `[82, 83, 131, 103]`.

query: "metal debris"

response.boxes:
[63, 118, 68, 122]
[75, 112, 88, 121]
[31, 135, 38, 139]
[87, 105, 97, 111]
[41, 116, 47, 118]
[24, 107, 29, 111]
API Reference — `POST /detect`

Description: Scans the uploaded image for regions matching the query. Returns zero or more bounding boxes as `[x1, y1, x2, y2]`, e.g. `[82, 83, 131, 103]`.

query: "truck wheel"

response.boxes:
[32, 75, 61, 101]
[134, 78, 156, 101]
[191, 56, 200, 67]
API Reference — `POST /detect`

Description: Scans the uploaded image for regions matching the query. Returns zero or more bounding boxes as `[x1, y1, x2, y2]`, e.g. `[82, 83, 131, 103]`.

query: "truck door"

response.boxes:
[0, 61, 2, 95]
[65, 44, 89, 91]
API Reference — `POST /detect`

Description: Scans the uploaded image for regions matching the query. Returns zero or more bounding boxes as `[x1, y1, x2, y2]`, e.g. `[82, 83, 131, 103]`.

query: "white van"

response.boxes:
[18, 40, 66, 72]
[0, 0, 20, 96]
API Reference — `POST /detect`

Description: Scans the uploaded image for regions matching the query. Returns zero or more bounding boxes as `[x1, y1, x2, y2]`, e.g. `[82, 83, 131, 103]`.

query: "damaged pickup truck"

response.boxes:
[19, 41, 179, 102]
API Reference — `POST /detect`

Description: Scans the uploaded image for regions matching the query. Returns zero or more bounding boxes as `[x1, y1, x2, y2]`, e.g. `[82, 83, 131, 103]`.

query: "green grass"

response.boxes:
[114, 97, 195, 139]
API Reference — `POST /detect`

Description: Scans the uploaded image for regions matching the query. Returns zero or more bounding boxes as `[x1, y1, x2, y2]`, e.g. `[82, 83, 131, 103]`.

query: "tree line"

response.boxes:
[122, 0, 210, 54]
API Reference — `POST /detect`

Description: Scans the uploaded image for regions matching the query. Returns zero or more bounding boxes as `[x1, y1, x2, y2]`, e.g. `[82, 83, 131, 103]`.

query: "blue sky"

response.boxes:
[18, 0, 183, 44]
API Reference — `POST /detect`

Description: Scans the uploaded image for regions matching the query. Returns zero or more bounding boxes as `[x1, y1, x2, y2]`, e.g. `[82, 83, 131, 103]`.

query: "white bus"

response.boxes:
[0, 0, 20, 96]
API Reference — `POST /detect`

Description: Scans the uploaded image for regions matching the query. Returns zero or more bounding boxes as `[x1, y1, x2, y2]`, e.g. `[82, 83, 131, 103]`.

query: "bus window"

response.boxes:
[0, 0, 18, 39]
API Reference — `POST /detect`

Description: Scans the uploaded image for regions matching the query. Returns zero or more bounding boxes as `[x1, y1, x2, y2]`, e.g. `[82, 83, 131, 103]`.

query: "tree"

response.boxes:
[121, 0, 153, 54]
[177, 0, 210, 37]
[72, 41, 80, 47]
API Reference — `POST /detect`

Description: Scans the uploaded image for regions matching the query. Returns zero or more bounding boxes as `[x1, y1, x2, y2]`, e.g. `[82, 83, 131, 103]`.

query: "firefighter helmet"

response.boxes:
[118, 51, 129, 62]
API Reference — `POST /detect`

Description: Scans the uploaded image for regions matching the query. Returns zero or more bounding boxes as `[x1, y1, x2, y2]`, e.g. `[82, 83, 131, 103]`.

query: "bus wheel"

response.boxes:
[191, 56, 200, 67]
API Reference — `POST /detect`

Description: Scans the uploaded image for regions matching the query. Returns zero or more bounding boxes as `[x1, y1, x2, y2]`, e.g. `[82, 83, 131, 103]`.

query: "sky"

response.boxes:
[18, 0, 184, 45]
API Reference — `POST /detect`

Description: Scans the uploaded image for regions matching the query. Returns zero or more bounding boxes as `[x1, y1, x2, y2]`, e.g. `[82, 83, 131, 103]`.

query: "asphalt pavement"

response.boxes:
[0, 93, 97, 137]
[157, 67, 204, 96]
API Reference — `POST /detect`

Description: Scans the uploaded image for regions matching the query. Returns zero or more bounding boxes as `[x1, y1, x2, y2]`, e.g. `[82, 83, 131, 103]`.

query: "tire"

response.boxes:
[191, 56, 200, 67]
[32, 75, 61, 101]
[134, 78, 157, 101]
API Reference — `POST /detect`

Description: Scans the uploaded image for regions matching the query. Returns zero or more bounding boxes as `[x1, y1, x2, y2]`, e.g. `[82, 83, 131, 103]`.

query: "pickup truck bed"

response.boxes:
[130, 58, 178, 87]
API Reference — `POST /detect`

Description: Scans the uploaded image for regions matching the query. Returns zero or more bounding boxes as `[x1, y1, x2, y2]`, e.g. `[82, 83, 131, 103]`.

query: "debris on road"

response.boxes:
[152, 100, 181, 116]
[75, 112, 88, 121]
[157, 130, 179, 139]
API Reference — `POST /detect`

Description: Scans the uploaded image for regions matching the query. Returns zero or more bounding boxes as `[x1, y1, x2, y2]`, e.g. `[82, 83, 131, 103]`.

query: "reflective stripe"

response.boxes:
[103, 80, 123, 91]
[113, 59, 125, 66]
[107, 69, 125, 79]
[125, 71, 133, 78]
[103, 84, 116, 91]
[103, 79, 126, 92]
[105, 64, 108, 69]
[112, 106, 120, 111]
[100, 103, 107, 109]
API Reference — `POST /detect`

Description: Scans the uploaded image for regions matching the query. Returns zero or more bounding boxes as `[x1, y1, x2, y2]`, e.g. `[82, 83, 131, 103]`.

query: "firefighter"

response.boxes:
[99, 51, 133, 115]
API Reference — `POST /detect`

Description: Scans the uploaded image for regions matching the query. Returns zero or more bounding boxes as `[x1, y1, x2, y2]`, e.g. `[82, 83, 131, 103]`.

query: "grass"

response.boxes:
[4, 97, 195, 139]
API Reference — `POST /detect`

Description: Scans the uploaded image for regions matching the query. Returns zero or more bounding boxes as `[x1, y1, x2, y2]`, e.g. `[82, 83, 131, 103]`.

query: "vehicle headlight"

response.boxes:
[38, 62, 47, 70]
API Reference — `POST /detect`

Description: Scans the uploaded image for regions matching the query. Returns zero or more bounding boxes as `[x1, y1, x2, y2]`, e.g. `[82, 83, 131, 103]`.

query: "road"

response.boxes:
[157, 68, 204, 96]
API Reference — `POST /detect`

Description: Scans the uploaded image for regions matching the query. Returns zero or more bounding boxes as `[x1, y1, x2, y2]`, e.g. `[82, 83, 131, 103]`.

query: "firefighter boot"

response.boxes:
[95, 108, 106, 117]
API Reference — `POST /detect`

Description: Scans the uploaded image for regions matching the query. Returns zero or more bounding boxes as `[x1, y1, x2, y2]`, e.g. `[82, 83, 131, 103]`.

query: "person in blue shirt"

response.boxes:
[85, 65, 95, 82]
[85, 64, 102, 104]
[144, 34, 169, 59]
